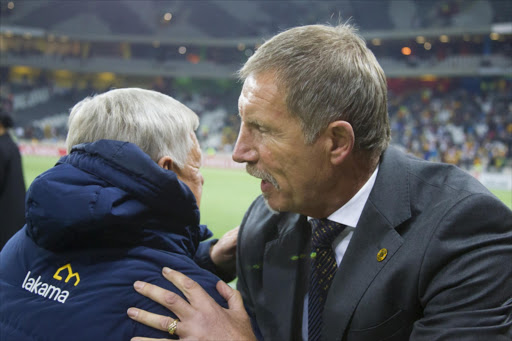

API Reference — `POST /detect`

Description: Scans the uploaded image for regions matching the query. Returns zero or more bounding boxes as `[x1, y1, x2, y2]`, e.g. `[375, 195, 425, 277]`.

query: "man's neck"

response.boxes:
[306, 152, 380, 219]
[0, 126, 6, 136]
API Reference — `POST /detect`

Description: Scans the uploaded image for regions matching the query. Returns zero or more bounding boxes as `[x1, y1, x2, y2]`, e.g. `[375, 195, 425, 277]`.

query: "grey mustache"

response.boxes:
[246, 164, 280, 189]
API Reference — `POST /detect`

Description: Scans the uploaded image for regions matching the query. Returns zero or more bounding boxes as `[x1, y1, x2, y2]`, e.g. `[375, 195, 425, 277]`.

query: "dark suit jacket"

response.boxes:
[0, 133, 26, 250]
[236, 146, 512, 341]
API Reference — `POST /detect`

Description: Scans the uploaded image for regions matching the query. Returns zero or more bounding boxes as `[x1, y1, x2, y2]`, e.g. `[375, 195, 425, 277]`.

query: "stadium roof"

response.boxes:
[1, 0, 510, 43]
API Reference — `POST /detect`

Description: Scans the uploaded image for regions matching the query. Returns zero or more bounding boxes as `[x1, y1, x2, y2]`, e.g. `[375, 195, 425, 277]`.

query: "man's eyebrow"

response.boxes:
[244, 117, 264, 127]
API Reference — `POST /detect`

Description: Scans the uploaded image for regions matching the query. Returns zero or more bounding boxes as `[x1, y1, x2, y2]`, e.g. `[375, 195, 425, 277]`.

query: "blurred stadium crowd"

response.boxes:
[1, 76, 510, 172]
[0, 0, 511, 172]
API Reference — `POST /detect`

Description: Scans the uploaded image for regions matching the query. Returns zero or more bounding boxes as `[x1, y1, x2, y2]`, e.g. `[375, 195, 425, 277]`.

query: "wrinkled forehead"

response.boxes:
[238, 72, 286, 112]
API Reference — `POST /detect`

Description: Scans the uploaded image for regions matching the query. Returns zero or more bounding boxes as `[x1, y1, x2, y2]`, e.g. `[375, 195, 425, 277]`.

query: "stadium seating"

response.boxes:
[0, 0, 510, 172]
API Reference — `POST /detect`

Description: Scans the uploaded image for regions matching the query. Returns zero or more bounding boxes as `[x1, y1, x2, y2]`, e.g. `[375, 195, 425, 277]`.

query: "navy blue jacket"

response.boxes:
[0, 140, 227, 340]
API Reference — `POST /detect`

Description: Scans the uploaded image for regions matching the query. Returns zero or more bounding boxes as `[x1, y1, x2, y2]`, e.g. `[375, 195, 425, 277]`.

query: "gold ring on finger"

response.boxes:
[167, 318, 179, 335]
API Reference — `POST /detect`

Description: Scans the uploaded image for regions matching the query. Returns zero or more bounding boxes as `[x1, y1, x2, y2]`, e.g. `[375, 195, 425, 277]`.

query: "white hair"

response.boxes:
[66, 88, 199, 169]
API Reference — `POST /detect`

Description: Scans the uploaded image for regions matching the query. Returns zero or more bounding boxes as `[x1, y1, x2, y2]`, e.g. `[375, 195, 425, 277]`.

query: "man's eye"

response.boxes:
[257, 125, 269, 133]
[247, 122, 269, 133]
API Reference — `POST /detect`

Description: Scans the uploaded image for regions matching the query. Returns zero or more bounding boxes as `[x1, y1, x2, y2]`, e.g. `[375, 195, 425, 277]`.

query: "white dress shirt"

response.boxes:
[302, 165, 379, 340]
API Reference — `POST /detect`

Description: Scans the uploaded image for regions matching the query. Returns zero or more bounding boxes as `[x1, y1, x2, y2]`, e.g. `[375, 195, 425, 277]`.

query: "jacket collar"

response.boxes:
[323, 146, 411, 340]
[26, 140, 202, 252]
[66, 140, 199, 223]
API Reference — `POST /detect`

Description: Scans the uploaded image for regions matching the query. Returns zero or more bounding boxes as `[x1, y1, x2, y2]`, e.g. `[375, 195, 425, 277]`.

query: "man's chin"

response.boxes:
[262, 195, 281, 215]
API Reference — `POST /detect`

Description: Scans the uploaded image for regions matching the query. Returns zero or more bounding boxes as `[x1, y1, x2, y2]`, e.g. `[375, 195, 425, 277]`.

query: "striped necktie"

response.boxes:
[308, 218, 346, 341]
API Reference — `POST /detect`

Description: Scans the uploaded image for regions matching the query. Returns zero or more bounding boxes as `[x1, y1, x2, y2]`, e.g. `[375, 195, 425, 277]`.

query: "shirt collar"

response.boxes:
[325, 165, 379, 228]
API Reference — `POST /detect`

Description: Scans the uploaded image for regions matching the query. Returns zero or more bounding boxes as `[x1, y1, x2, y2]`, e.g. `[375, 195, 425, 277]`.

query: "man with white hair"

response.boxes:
[0, 88, 234, 340]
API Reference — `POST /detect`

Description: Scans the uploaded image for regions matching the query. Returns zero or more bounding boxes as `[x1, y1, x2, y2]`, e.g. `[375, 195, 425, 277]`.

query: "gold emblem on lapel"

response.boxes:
[377, 248, 388, 262]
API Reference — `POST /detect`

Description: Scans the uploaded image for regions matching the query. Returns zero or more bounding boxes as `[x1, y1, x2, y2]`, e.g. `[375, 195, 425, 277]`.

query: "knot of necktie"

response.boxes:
[310, 218, 346, 249]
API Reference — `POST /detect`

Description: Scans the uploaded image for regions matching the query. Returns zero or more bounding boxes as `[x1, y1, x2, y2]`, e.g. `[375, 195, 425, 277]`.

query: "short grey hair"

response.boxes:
[239, 23, 390, 157]
[66, 88, 199, 168]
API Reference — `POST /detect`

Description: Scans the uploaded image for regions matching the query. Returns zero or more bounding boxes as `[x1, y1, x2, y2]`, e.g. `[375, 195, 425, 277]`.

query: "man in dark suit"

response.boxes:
[127, 23, 512, 340]
[0, 112, 26, 250]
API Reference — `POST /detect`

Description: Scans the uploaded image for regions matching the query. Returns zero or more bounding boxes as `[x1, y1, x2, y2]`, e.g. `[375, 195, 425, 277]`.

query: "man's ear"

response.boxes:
[157, 156, 174, 171]
[326, 120, 354, 165]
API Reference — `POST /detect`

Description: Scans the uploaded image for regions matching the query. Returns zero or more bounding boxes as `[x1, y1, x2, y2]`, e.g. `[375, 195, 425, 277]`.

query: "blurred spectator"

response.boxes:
[389, 79, 511, 171]
[0, 111, 26, 250]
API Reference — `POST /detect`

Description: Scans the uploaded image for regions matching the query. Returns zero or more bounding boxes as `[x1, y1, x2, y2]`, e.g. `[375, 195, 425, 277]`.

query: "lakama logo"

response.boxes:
[21, 263, 80, 304]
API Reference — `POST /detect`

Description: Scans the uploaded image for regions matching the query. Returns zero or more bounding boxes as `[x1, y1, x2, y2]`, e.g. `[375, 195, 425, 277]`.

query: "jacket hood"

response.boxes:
[25, 140, 207, 252]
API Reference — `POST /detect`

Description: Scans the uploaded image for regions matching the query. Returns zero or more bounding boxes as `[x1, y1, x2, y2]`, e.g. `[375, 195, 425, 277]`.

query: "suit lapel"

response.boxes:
[262, 214, 310, 340]
[323, 203, 404, 340]
[323, 146, 412, 340]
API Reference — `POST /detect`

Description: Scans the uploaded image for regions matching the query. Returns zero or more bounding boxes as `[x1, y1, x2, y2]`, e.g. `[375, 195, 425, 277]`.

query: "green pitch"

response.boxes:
[21, 155, 512, 239]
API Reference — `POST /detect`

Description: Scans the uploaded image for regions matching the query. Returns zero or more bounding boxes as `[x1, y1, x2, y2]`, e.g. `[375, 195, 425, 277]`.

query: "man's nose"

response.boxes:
[232, 126, 258, 163]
